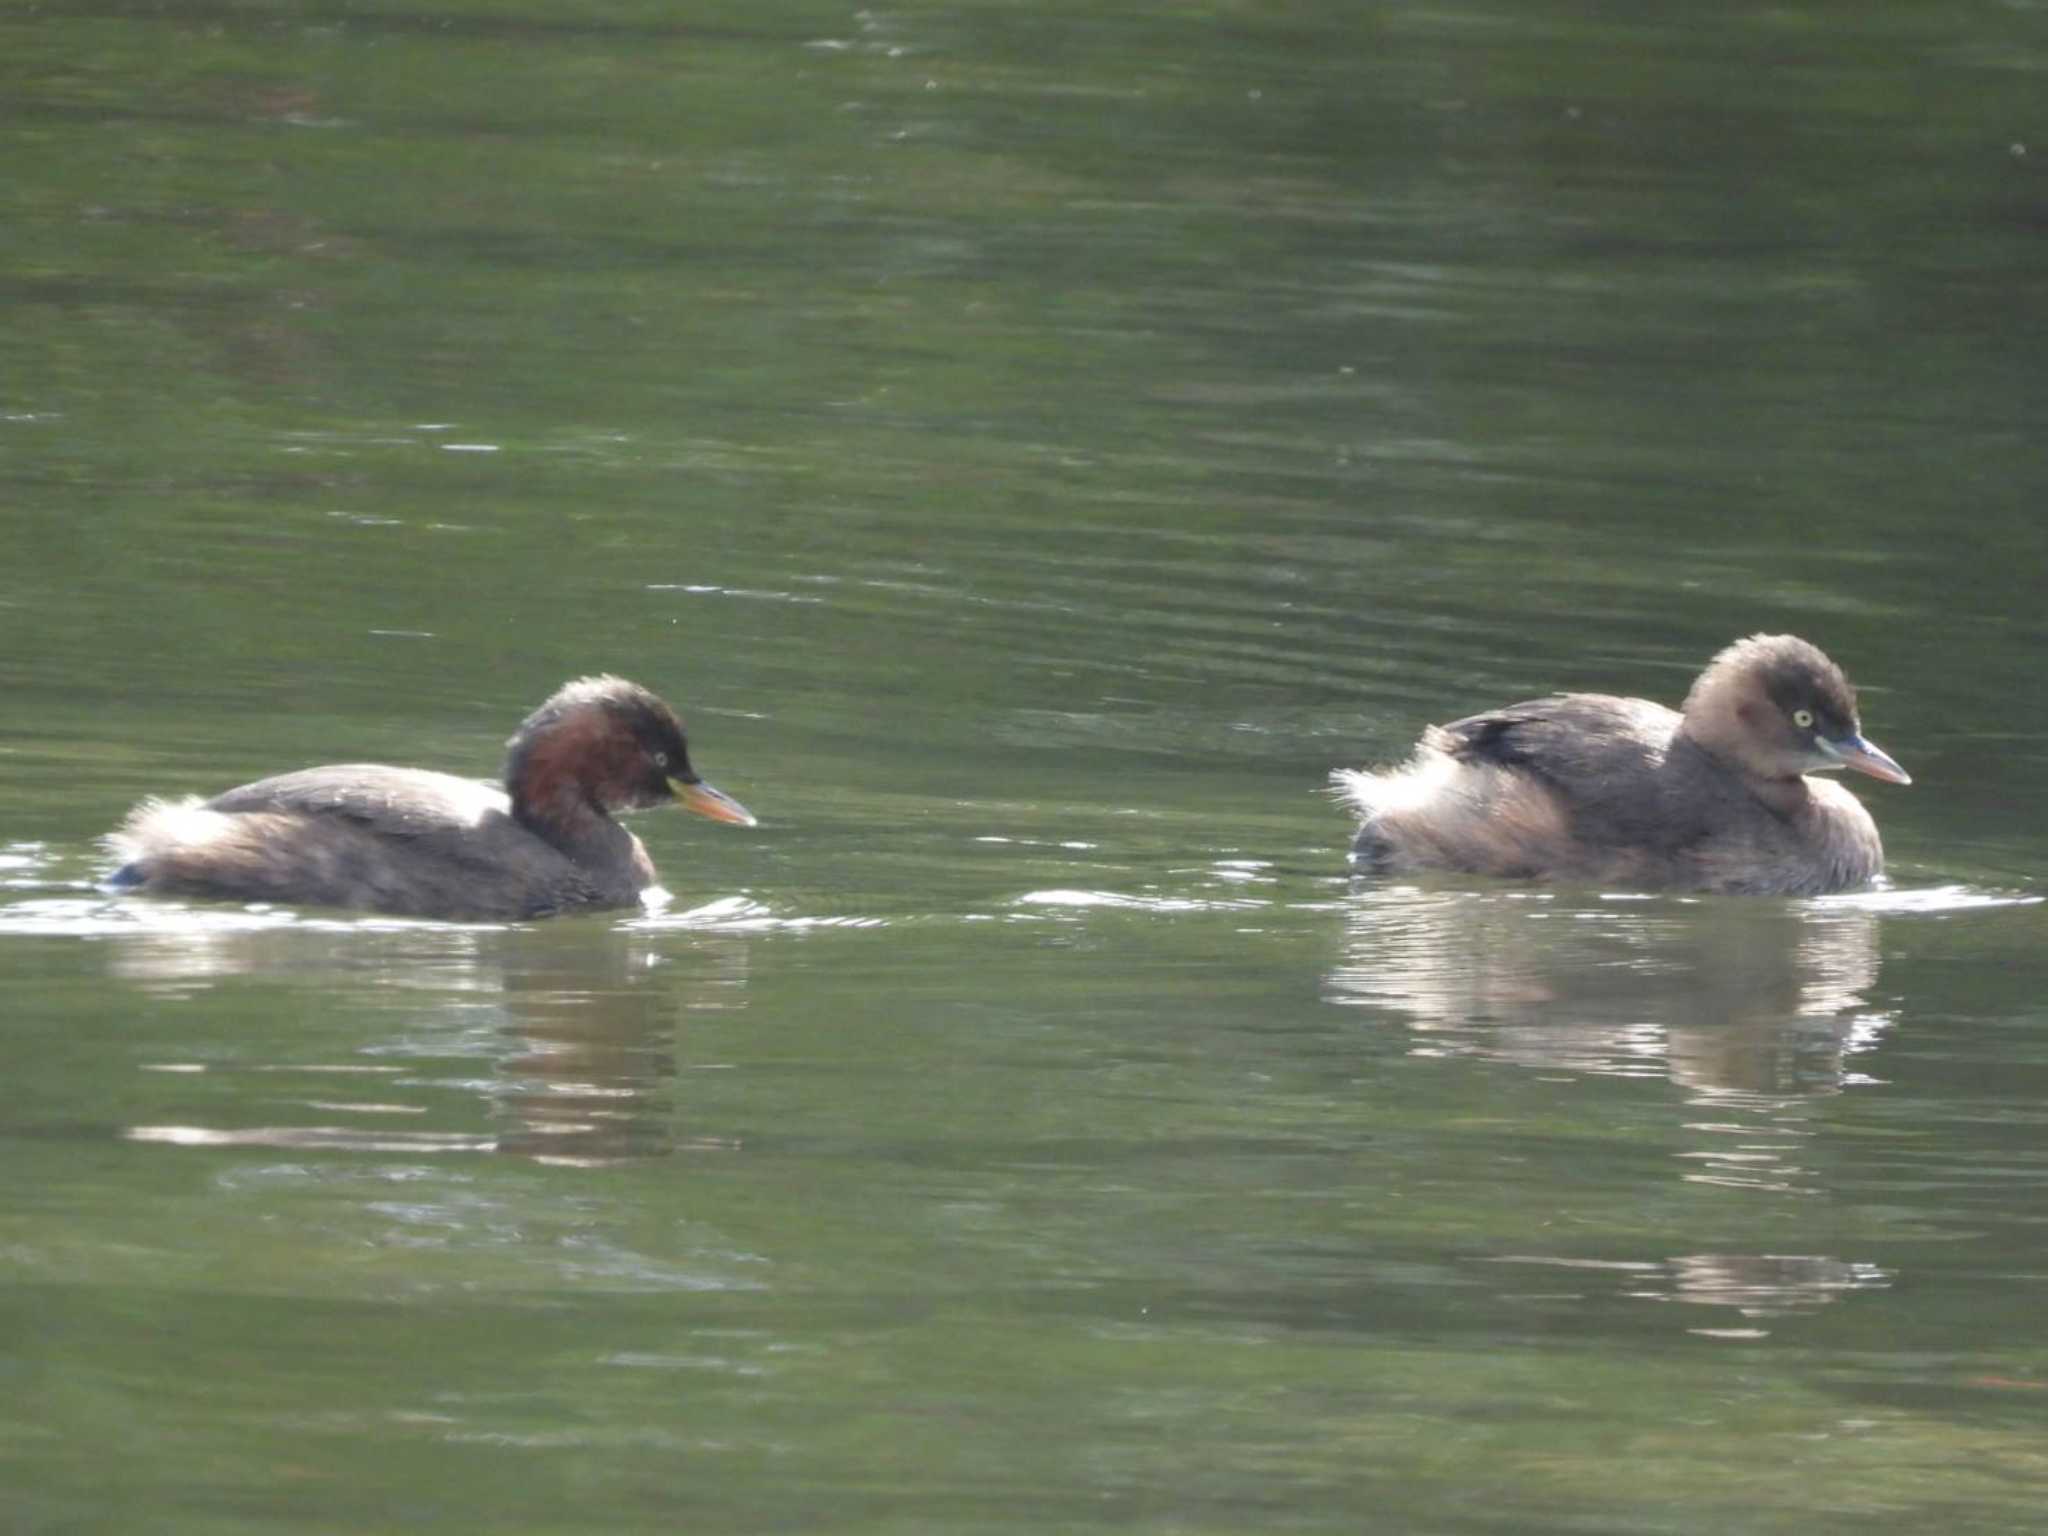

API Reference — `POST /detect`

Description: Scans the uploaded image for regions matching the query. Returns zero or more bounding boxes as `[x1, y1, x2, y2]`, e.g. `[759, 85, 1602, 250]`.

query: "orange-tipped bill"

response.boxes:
[1818, 733, 1911, 786]
[672, 778, 758, 827]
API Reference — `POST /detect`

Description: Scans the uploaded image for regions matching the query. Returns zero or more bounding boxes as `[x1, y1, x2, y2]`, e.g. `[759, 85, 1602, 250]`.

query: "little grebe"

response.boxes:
[106, 676, 755, 919]
[1332, 635, 1909, 895]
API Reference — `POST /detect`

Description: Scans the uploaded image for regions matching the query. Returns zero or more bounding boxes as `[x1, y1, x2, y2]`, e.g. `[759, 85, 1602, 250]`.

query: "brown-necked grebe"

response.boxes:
[106, 676, 755, 919]
[1332, 634, 1909, 895]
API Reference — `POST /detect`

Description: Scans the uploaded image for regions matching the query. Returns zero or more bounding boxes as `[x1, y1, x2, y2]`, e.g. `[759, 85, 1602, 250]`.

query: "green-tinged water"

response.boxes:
[5, 2, 2048, 1531]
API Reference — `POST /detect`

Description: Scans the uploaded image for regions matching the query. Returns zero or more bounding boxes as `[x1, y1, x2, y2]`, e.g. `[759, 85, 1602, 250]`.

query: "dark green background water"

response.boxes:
[5, 3, 2047, 1531]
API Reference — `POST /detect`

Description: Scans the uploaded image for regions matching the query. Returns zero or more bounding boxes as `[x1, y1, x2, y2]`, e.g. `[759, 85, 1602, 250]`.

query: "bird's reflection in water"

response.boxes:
[1657, 1252, 1888, 1317]
[106, 917, 750, 1166]
[1328, 883, 1898, 1326]
[1488, 1251, 1891, 1327]
[491, 935, 750, 1166]
[1324, 882, 1889, 1096]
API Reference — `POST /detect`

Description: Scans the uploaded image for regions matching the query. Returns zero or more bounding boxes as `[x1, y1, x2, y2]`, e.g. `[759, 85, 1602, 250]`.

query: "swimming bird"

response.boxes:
[1332, 634, 1908, 895]
[107, 675, 755, 919]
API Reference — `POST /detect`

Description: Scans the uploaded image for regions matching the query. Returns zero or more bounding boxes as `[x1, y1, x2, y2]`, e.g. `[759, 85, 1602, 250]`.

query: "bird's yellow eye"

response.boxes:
[1792, 709, 1814, 729]
[653, 751, 669, 769]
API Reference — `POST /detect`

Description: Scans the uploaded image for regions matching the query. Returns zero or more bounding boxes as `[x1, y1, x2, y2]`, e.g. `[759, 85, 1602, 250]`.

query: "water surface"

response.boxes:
[5, 1, 2048, 1531]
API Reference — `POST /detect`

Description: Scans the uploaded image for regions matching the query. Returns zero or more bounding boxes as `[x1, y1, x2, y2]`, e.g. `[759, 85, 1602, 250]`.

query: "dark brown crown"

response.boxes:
[504, 676, 693, 814]
[1686, 634, 1860, 737]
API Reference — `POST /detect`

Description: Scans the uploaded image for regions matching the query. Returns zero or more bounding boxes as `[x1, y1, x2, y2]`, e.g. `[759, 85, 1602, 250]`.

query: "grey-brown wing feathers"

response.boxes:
[205, 766, 509, 839]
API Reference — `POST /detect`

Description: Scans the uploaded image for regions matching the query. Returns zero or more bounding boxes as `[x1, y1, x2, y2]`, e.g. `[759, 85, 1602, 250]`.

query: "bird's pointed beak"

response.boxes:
[669, 776, 758, 826]
[1816, 732, 1912, 786]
